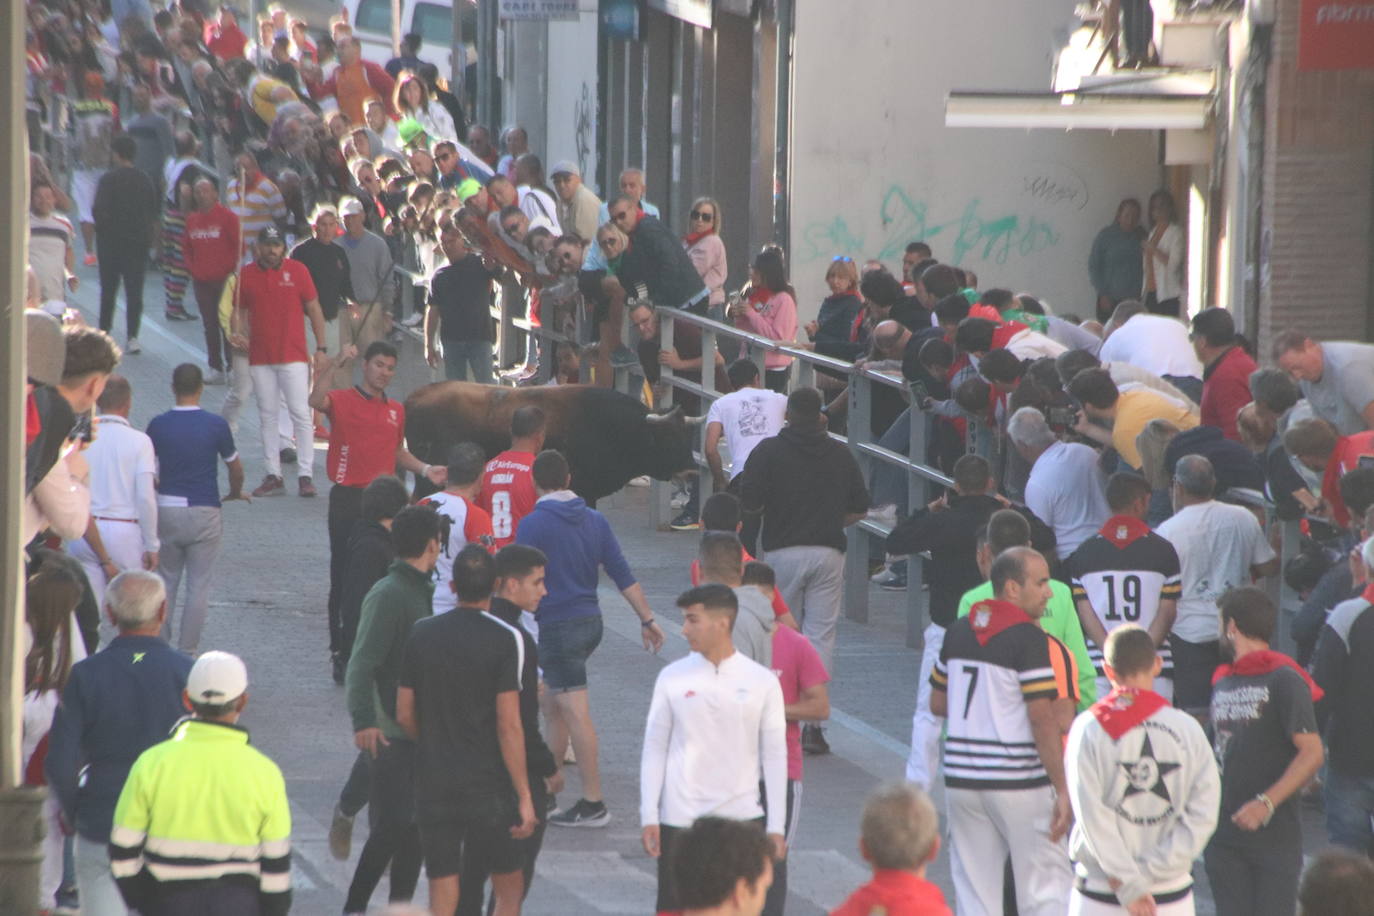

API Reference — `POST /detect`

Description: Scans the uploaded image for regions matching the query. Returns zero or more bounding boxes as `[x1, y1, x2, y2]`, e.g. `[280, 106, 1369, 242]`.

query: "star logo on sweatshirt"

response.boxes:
[1119, 733, 1180, 805]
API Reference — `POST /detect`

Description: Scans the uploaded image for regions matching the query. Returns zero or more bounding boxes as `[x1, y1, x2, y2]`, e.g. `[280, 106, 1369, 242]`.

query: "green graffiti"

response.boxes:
[799, 185, 1060, 266]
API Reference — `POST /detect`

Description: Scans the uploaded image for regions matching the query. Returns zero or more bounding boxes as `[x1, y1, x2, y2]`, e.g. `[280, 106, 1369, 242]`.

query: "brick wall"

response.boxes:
[1257, 0, 1374, 356]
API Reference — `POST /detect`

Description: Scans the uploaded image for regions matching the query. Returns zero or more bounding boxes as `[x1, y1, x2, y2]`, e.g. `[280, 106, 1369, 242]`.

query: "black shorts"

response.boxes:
[418, 792, 523, 878]
[1171, 636, 1221, 713]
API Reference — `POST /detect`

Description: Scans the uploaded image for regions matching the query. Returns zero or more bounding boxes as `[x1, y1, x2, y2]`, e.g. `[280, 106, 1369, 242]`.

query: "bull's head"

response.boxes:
[641, 404, 696, 479]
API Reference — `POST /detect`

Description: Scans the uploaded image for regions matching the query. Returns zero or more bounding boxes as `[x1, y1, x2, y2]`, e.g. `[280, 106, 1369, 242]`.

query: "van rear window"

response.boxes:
[355, 0, 394, 34]
[411, 3, 452, 45]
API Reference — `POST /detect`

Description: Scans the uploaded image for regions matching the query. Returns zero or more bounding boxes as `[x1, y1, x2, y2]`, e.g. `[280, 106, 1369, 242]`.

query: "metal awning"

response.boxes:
[946, 89, 1212, 131]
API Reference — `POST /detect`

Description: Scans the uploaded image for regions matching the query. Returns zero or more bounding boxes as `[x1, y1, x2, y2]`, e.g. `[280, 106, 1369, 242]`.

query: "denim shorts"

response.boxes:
[538, 615, 604, 692]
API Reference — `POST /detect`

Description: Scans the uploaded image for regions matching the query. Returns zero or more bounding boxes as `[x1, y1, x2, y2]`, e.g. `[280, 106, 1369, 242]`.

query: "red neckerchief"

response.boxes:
[1091, 686, 1169, 741]
[25, 392, 40, 447]
[989, 321, 1029, 351]
[748, 286, 773, 308]
[967, 599, 1032, 646]
[683, 228, 715, 246]
[969, 303, 1002, 322]
[849, 309, 865, 342]
[946, 353, 970, 382]
[1099, 515, 1152, 549]
[1362, 582, 1374, 604]
[1212, 649, 1325, 701]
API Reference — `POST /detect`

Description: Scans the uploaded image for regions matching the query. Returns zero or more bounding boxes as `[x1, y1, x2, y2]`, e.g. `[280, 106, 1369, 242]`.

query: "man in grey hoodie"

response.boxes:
[696, 531, 773, 667]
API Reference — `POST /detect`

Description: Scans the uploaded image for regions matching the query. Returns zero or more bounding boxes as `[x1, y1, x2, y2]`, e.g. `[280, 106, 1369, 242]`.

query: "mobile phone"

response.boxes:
[71, 412, 93, 444]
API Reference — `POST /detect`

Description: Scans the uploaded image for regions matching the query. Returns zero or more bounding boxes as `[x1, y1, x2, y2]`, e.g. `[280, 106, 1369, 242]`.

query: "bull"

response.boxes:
[404, 382, 697, 503]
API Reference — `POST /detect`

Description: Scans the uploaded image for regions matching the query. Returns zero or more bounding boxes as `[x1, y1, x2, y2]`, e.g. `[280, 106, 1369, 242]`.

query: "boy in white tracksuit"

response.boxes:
[1065, 625, 1219, 915]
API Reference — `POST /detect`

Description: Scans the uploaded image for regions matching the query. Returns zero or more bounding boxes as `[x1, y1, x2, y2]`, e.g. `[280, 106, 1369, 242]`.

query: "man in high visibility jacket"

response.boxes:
[110, 651, 292, 915]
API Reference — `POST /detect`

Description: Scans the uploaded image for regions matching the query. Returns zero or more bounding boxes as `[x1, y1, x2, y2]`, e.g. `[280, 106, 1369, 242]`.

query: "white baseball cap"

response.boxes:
[338, 197, 366, 217]
[186, 651, 248, 705]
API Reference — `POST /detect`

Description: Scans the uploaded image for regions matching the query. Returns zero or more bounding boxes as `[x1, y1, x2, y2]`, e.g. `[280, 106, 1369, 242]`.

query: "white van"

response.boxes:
[342, 0, 471, 75]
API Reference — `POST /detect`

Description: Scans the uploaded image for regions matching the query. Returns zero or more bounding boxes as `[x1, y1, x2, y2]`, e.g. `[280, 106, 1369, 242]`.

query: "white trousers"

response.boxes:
[1069, 888, 1194, 915]
[67, 519, 146, 648]
[250, 362, 314, 478]
[947, 786, 1073, 916]
[906, 621, 946, 788]
[223, 350, 293, 443]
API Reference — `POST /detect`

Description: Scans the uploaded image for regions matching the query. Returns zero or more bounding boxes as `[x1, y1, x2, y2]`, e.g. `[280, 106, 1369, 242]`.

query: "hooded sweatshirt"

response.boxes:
[739, 425, 870, 553]
[515, 492, 636, 625]
[731, 586, 774, 668]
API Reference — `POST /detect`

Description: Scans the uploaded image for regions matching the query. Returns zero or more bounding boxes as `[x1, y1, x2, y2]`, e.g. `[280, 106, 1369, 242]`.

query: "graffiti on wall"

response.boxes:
[798, 164, 1089, 268]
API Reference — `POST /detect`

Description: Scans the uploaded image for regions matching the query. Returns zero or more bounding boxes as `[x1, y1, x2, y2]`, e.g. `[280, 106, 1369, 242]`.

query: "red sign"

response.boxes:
[1299, 0, 1374, 70]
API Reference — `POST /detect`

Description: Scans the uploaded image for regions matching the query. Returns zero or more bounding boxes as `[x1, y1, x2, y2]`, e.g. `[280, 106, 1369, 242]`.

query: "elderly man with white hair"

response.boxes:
[1007, 406, 1110, 561]
[45, 570, 195, 916]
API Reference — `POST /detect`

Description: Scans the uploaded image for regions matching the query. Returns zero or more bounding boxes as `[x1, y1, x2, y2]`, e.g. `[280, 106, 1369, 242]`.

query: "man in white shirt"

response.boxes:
[1098, 301, 1203, 400]
[1156, 455, 1278, 720]
[1007, 407, 1110, 561]
[640, 583, 787, 915]
[66, 375, 160, 646]
[417, 442, 495, 614]
[705, 359, 789, 493]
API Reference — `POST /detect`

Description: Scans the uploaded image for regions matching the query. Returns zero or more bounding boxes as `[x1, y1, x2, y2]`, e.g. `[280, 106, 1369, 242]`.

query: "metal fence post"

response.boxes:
[905, 407, 931, 648]
[844, 371, 873, 624]
[649, 313, 676, 530]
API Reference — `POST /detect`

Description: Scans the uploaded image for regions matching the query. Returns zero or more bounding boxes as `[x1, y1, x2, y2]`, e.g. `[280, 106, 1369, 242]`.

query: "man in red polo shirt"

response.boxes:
[230, 226, 329, 499]
[309, 339, 447, 683]
[1192, 307, 1257, 442]
[478, 405, 545, 548]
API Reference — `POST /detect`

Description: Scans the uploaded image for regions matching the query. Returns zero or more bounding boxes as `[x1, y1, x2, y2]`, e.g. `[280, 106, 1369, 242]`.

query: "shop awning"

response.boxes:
[946, 72, 1215, 131]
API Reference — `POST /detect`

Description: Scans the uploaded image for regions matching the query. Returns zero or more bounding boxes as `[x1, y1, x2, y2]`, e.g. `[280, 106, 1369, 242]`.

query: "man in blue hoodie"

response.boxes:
[516, 449, 665, 828]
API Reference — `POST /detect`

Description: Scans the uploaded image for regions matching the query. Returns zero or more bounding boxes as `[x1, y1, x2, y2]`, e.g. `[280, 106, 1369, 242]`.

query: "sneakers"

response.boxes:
[165, 307, 196, 321]
[871, 559, 907, 591]
[125, 337, 141, 354]
[401, 312, 424, 328]
[83, 253, 97, 267]
[670, 511, 701, 531]
[252, 474, 285, 497]
[280, 447, 298, 465]
[801, 724, 831, 756]
[328, 804, 354, 860]
[331, 651, 346, 685]
[299, 476, 317, 498]
[549, 798, 610, 828]
[204, 369, 227, 385]
[628, 475, 651, 487]
[866, 504, 898, 527]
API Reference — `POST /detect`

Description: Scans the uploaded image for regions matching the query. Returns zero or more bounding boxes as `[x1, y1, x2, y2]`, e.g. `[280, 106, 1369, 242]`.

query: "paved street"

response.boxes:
[57, 263, 1334, 914]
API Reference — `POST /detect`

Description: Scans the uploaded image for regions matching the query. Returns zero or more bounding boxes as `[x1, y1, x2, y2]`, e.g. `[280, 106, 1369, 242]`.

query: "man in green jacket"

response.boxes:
[343, 503, 441, 914]
[956, 508, 1097, 710]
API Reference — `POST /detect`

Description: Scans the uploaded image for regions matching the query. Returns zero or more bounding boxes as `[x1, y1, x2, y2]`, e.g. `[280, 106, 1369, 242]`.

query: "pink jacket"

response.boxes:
[685, 234, 727, 306]
[735, 290, 797, 369]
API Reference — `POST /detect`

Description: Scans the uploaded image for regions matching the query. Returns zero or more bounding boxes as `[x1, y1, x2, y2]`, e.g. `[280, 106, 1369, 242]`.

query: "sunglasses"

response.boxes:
[832, 255, 853, 262]
[690, 210, 714, 222]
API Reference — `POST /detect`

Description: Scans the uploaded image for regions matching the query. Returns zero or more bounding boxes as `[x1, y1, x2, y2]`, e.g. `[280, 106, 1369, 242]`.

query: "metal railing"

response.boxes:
[655, 306, 950, 649]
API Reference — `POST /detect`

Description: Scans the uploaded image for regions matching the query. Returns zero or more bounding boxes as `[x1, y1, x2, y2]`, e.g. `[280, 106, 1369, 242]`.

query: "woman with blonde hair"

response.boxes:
[393, 70, 457, 144]
[683, 196, 727, 315]
[804, 255, 866, 363]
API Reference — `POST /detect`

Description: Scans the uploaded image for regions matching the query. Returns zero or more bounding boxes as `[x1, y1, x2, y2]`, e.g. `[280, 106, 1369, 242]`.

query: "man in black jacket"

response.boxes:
[328, 474, 411, 861]
[457, 544, 561, 915]
[885, 454, 1056, 789]
[740, 387, 869, 753]
[609, 195, 710, 316]
[94, 135, 160, 352]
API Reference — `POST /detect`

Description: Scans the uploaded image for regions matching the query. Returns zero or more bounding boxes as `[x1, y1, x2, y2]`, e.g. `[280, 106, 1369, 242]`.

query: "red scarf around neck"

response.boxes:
[1099, 515, 1152, 549]
[1092, 685, 1169, 740]
[989, 321, 1029, 352]
[1212, 649, 1324, 702]
[967, 599, 1032, 646]
[747, 286, 774, 310]
[683, 228, 715, 246]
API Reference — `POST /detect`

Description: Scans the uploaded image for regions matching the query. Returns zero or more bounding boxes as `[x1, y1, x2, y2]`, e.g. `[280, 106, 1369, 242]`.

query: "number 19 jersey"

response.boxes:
[478, 450, 538, 548]
[1064, 517, 1182, 680]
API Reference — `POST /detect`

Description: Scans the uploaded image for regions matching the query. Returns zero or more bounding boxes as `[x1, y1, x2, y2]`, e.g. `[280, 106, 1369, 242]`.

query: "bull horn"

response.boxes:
[683, 414, 707, 427]
[644, 405, 683, 425]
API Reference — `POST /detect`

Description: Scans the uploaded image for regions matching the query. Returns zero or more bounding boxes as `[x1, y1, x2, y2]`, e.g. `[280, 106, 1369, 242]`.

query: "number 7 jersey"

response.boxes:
[1064, 517, 1182, 679]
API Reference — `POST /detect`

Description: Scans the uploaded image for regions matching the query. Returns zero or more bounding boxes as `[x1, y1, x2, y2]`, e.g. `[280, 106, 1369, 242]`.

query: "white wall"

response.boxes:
[543, 6, 601, 194]
[789, 0, 1162, 321]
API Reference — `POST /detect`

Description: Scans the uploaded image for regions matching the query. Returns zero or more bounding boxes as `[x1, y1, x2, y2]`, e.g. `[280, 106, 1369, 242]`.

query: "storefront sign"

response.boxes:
[1299, 0, 1374, 70]
[499, 0, 579, 20]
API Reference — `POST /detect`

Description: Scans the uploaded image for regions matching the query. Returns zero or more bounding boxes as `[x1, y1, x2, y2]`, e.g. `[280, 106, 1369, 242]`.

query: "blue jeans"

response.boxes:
[871, 407, 913, 514]
[443, 339, 495, 383]
[1325, 765, 1374, 854]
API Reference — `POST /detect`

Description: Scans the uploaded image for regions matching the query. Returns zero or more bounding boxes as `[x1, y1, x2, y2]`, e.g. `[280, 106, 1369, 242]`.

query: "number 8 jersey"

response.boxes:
[478, 449, 539, 548]
[1064, 516, 1182, 688]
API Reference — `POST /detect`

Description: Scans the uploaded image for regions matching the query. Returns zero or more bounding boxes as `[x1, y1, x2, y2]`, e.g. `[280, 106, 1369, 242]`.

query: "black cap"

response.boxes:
[257, 225, 284, 245]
